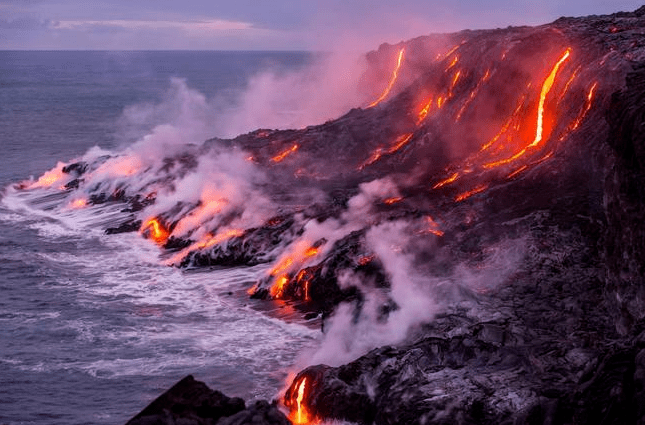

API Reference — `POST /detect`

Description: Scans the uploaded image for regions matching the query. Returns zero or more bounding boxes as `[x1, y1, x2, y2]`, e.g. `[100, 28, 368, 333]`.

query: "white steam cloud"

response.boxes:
[303, 219, 527, 367]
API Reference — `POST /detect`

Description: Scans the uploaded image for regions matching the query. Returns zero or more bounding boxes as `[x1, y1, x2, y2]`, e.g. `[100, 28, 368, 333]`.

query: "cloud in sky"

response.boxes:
[1, 0, 644, 50]
[51, 19, 252, 31]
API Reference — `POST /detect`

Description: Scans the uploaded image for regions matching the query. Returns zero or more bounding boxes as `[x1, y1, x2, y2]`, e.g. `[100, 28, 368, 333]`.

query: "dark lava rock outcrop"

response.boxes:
[31, 4, 645, 424]
[125, 375, 290, 425]
[275, 6, 645, 425]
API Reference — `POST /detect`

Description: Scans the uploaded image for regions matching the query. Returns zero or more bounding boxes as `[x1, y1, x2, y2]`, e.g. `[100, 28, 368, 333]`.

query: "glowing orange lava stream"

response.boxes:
[368, 48, 405, 108]
[272, 144, 299, 163]
[141, 218, 170, 245]
[269, 243, 320, 298]
[483, 48, 571, 169]
[288, 377, 315, 424]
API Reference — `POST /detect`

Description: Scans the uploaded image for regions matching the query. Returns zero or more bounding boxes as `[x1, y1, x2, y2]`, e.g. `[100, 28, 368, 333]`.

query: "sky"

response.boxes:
[0, 0, 643, 50]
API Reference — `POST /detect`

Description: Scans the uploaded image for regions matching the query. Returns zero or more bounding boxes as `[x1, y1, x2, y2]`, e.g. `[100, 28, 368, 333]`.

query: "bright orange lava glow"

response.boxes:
[571, 82, 598, 130]
[368, 48, 405, 108]
[482, 48, 571, 169]
[69, 198, 87, 209]
[272, 144, 299, 163]
[172, 197, 228, 237]
[269, 242, 320, 298]
[424, 216, 444, 236]
[141, 218, 170, 245]
[531, 49, 571, 148]
[200, 229, 244, 250]
[30, 167, 65, 189]
[446, 55, 459, 71]
[436, 44, 460, 61]
[384, 197, 403, 205]
[456, 69, 491, 122]
[288, 377, 314, 424]
[387, 133, 413, 154]
[506, 165, 528, 179]
[295, 269, 314, 301]
[450, 70, 462, 92]
[164, 229, 244, 266]
[432, 172, 459, 189]
[359, 133, 413, 169]
[270, 275, 290, 298]
[455, 184, 489, 202]
[417, 97, 434, 123]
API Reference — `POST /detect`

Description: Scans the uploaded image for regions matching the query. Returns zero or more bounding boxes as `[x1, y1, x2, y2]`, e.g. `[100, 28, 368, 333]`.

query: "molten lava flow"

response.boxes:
[558, 66, 580, 103]
[417, 97, 434, 124]
[436, 44, 460, 61]
[141, 218, 170, 245]
[172, 197, 228, 237]
[432, 172, 459, 189]
[200, 229, 244, 249]
[424, 216, 444, 237]
[506, 164, 528, 179]
[387, 133, 413, 154]
[271, 144, 299, 163]
[450, 70, 462, 93]
[368, 48, 405, 108]
[164, 229, 244, 266]
[271, 275, 290, 298]
[359, 133, 413, 169]
[456, 69, 491, 122]
[29, 166, 65, 189]
[482, 48, 572, 169]
[383, 197, 403, 205]
[446, 55, 459, 71]
[530, 48, 571, 149]
[269, 242, 320, 298]
[455, 184, 489, 202]
[571, 82, 598, 130]
[69, 198, 87, 209]
[295, 269, 315, 302]
[288, 377, 314, 425]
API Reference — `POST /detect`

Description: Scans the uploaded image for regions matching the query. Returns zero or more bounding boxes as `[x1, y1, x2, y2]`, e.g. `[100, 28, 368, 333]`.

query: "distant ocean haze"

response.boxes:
[0, 50, 313, 186]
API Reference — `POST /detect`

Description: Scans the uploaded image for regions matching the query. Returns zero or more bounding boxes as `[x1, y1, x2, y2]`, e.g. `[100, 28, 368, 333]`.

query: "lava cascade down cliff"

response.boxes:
[8, 6, 645, 425]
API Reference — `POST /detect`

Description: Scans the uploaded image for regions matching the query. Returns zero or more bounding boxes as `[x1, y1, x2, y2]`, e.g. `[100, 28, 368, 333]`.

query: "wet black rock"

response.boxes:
[184, 215, 301, 268]
[62, 161, 88, 176]
[106, 219, 142, 235]
[125, 375, 290, 425]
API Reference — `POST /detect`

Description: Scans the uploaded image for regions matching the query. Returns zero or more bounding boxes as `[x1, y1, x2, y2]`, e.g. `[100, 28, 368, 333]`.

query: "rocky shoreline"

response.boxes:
[59, 5, 644, 425]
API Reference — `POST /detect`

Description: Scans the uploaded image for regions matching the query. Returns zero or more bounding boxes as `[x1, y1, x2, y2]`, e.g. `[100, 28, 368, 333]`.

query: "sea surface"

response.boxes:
[0, 51, 319, 425]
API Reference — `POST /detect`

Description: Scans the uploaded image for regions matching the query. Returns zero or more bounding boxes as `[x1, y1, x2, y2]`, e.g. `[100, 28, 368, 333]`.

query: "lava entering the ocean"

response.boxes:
[285, 376, 316, 425]
[269, 241, 321, 298]
[141, 218, 170, 245]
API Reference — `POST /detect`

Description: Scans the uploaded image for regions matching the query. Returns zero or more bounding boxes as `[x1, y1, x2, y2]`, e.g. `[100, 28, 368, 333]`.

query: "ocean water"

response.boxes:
[0, 51, 319, 425]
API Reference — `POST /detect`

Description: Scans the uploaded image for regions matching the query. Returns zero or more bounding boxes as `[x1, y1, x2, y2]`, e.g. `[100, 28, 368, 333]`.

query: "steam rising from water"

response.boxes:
[4, 33, 595, 401]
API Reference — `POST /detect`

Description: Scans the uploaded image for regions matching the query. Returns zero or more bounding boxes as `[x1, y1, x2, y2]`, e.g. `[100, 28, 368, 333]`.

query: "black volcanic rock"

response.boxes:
[125, 375, 289, 425]
[603, 62, 645, 336]
[74, 6, 645, 424]
[106, 219, 142, 235]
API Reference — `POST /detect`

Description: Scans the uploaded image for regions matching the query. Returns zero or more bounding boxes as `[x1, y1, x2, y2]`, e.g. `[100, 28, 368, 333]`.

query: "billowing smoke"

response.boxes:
[301, 218, 527, 367]
[217, 51, 371, 137]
